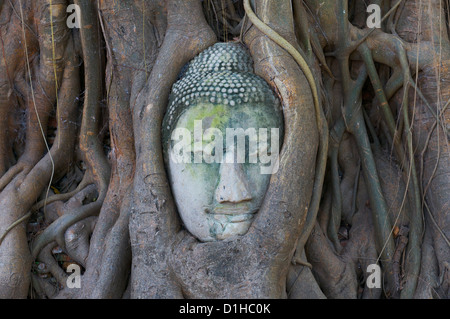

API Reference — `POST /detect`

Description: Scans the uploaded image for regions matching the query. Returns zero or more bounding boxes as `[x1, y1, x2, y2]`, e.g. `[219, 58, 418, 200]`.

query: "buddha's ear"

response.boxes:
[243, 1, 319, 263]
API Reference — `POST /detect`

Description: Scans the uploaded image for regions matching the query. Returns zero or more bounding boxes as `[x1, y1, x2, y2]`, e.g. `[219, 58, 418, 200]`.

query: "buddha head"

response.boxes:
[162, 42, 283, 242]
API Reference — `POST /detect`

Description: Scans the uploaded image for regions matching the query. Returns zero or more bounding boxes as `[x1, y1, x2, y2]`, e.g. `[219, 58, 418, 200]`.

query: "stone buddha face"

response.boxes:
[163, 43, 283, 242]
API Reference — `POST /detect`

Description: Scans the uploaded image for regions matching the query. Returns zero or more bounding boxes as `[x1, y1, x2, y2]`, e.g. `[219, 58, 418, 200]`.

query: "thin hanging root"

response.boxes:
[48, 0, 62, 146]
[396, 43, 423, 299]
[419, 101, 449, 197]
[0, 211, 32, 246]
[339, 0, 405, 56]
[327, 119, 346, 251]
[424, 201, 450, 248]
[0, 0, 65, 245]
[363, 109, 381, 150]
[15, 0, 64, 212]
[292, 0, 334, 79]
[351, 159, 361, 217]
[243, 0, 329, 252]
[4, 46, 80, 252]
[358, 44, 406, 164]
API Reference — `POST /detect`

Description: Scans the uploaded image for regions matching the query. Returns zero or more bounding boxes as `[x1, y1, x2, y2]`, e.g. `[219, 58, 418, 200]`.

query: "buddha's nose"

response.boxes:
[215, 161, 252, 204]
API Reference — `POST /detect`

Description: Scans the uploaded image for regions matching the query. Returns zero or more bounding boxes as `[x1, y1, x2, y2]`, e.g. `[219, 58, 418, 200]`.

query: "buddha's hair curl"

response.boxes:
[162, 42, 281, 142]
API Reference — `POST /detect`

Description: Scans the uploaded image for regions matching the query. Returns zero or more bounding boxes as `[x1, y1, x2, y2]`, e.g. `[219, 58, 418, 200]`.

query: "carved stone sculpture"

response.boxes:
[163, 42, 283, 242]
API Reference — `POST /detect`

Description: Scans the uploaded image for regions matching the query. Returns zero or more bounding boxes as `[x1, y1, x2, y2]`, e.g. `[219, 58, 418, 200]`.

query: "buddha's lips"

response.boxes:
[209, 205, 257, 222]
[213, 208, 248, 215]
[227, 213, 254, 223]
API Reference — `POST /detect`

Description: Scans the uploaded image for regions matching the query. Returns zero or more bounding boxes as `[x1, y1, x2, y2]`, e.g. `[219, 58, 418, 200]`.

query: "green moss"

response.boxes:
[179, 103, 230, 147]
[186, 103, 228, 127]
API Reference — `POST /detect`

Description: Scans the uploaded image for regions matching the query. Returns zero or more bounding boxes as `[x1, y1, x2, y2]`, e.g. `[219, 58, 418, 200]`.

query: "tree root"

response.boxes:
[36, 243, 69, 292]
[129, 0, 216, 299]
[31, 173, 93, 212]
[393, 225, 409, 290]
[0, 162, 28, 192]
[26, 0, 114, 287]
[243, 0, 329, 267]
[65, 216, 97, 268]
[0, 6, 79, 295]
[31, 198, 102, 260]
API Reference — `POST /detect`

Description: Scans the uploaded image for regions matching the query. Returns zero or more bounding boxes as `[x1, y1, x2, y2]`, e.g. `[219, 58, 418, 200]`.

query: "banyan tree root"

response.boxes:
[73, 0, 161, 299]
[0, 0, 80, 297]
[128, 0, 217, 299]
